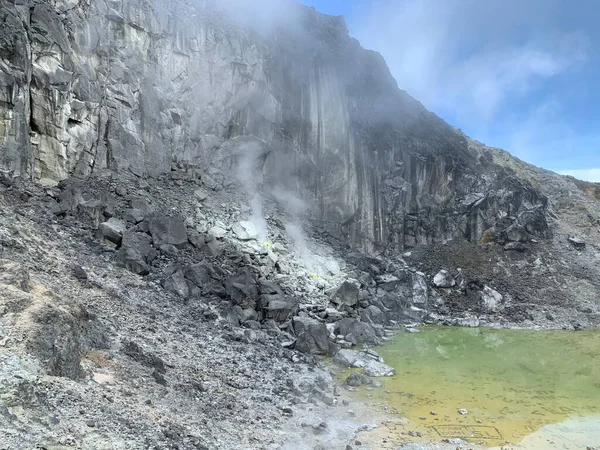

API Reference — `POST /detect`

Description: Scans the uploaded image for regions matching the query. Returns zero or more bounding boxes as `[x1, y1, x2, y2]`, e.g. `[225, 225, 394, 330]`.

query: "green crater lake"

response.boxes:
[341, 326, 600, 448]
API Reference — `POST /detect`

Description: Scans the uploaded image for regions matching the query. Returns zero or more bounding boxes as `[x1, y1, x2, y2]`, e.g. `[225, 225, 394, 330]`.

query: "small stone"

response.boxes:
[504, 242, 527, 252]
[115, 186, 127, 196]
[568, 237, 586, 249]
[194, 189, 208, 201]
[152, 369, 167, 386]
[86, 420, 95, 427]
[345, 372, 372, 387]
[272, 242, 287, 254]
[430, 410, 437, 415]
[124, 208, 146, 224]
[72, 265, 88, 280]
[458, 408, 468, 415]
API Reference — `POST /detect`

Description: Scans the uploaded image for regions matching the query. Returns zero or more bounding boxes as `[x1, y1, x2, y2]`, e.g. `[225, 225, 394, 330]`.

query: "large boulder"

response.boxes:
[377, 274, 403, 291]
[117, 232, 156, 275]
[412, 272, 429, 306]
[360, 304, 386, 325]
[20, 300, 86, 379]
[225, 268, 259, 307]
[332, 349, 364, 367]
[338, 318, 381, 346]
[147, 213, 187, 248]
[331, 281, 359, 307]
[339, 317, 381, 345]
[231, 221, 260, 241]
[332, 349, 395, 377]
[479, 286, 503, 312]
[505, 224, 529, 243]
[433, 270, 455, 288]
[263, 297, 299, 323]
[184, 262, 226, 297]
[345, 372, 373, 386]
[292, 316, 332, 355]
[361, 359, 395, 377]
[98, 218, 126, 246]
[163, 270, 190, 298]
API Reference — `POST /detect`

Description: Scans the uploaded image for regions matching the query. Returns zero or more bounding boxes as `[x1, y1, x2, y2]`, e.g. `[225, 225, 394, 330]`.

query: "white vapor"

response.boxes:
[210, 0, 300, 34]
[236, 143, 268, 240]
[560, 169, 600, 183]
[272, 187, 315, 267]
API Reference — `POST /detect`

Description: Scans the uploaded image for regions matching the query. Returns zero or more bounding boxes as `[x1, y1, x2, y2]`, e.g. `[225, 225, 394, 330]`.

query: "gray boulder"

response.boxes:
[433, 270, 455, 288]
[479, 286, 503, 312]
[361, 359, 395, 377]
[163, 270, 190, 298]
[360, 305, 386, 325]
[412, 272, 429, 306]
[129, 197, 153, 213]
[292, 316, 332, 355]
[345, 372, 373, 386]
[258, 280, 284, 295]
[232, 221, 260, 241]
[124, 208, 146, 224]
[331, 281, 359, 307]
[147, 213, 187, 248]
[117, 232, 155, 276]
[505, 224, 530, 243]
[377, 274, 403, 291]
[225, 268, 259, 306]
[194, 189, 208, 201]
[338, 318, 381, 346]
[24, 301, 87, 379]
[504, 242, 527, 252]
[208, 225, 227, 239]
[203, 240, 224, 257]
[98, 218, 126, 246]
[568, 237, 586, 249]
[184, 262, 226, 297]
[187, 231, 206, 249]
[332, 349, 394, 377]
[332, 349, 363, 368]
[264, 297, 299, 323]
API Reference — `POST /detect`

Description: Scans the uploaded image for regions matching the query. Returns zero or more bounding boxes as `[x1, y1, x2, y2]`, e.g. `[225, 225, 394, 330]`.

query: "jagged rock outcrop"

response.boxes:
[0, 0, 549, 254]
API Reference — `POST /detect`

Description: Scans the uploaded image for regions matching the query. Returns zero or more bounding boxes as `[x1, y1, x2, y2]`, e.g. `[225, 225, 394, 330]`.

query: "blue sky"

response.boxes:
[302, 0, 600, 181]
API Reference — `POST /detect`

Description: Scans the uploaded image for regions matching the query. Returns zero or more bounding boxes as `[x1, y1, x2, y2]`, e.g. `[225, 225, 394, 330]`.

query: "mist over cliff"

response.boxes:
[0, 0, 550, 253]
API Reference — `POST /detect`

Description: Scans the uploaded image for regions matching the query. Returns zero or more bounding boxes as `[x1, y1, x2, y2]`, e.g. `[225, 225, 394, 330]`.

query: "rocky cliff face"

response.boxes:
[1, 0, 548, 253]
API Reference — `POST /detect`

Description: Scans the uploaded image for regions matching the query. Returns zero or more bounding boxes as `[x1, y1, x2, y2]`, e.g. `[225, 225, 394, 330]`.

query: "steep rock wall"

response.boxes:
[0, 0, 548, 252]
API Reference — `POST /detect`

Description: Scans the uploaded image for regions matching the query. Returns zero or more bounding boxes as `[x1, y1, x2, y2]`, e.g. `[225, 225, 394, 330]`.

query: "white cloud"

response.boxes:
[352, 0, 588, 123]
[508, 99, 572, 160]
[560, 169, 600, 183]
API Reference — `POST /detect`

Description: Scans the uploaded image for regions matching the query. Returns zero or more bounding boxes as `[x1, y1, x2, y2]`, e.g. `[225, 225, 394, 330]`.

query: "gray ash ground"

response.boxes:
[0, 166, 599, 450]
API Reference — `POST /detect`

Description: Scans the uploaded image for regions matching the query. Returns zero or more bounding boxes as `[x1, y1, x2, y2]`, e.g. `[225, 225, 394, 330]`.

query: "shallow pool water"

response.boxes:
[342, 326, 600, 448]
